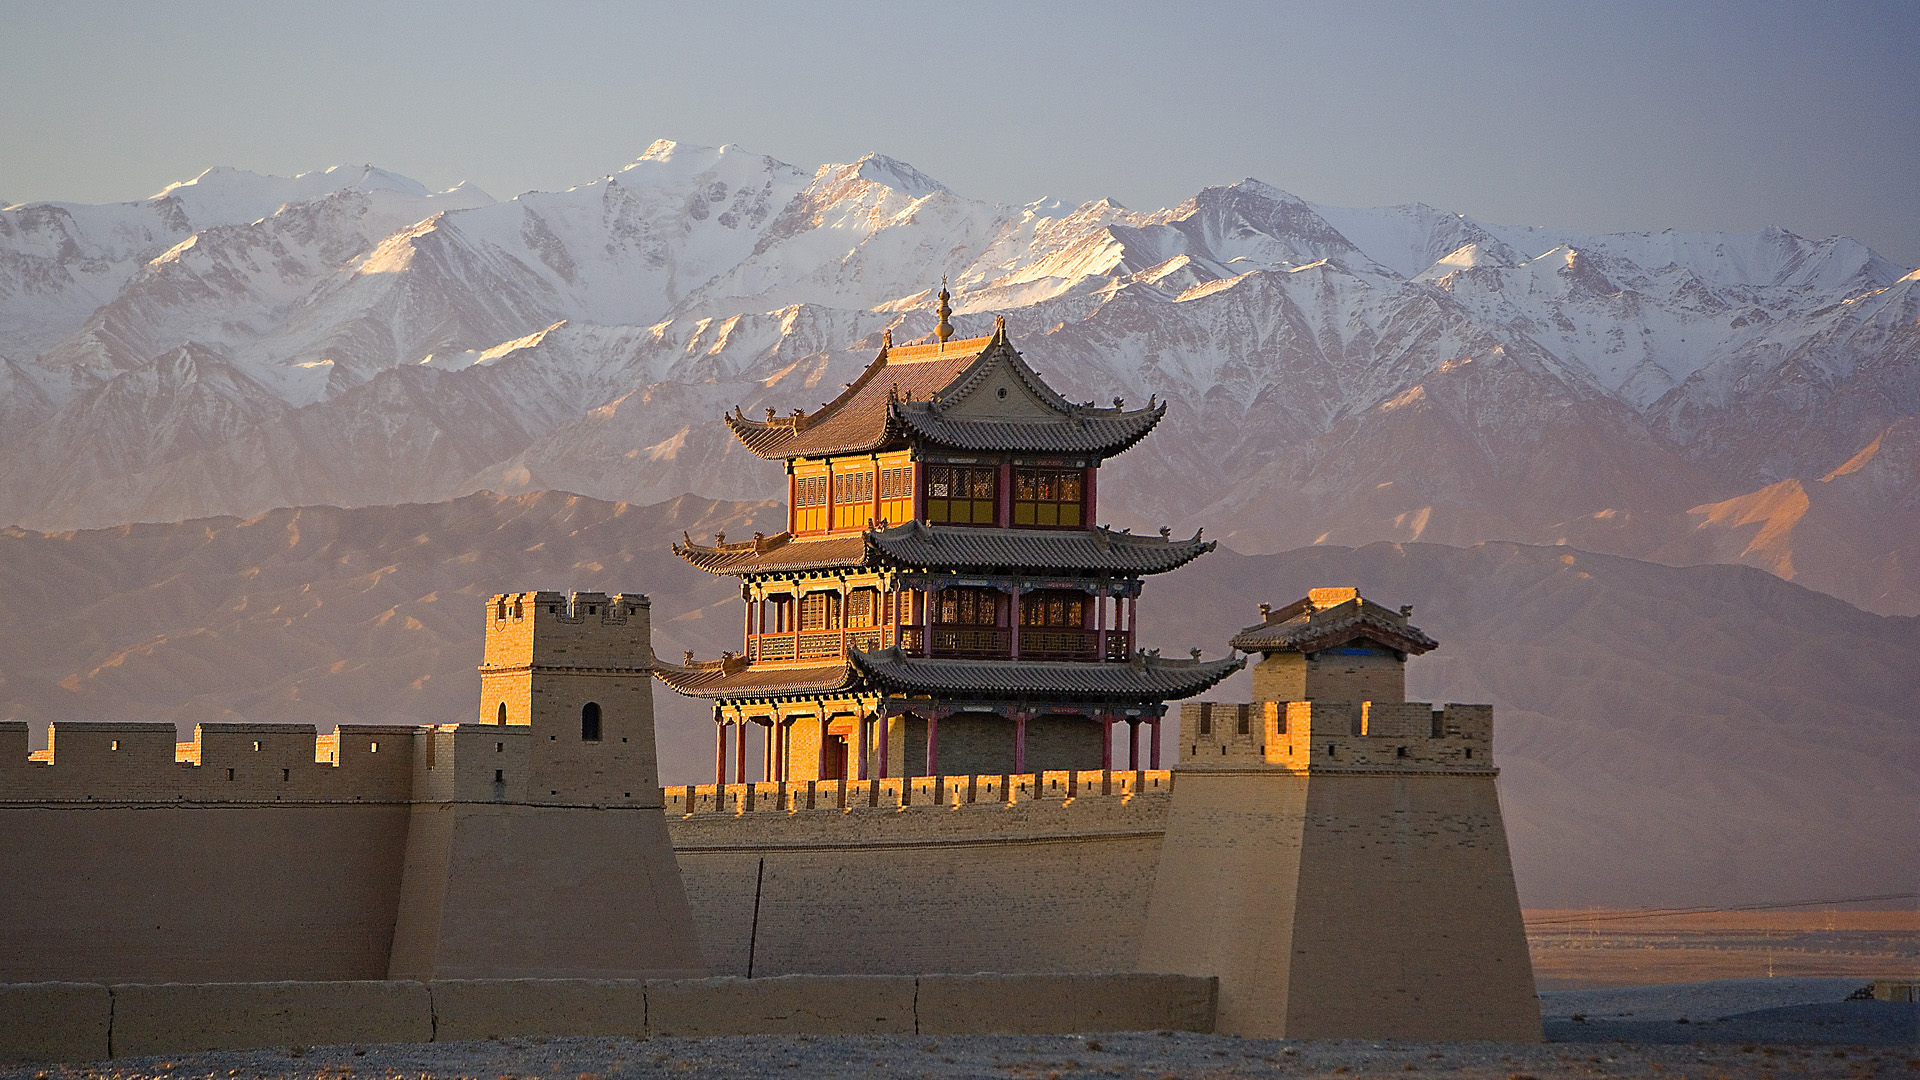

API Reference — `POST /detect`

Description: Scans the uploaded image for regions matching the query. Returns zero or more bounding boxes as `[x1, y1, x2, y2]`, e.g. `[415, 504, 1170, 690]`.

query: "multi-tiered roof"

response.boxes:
[655, 300, 1238, 781]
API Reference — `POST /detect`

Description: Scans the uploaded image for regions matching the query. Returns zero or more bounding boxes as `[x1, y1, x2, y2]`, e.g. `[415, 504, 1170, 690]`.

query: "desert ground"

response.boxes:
[1527, 910, 1919, 989]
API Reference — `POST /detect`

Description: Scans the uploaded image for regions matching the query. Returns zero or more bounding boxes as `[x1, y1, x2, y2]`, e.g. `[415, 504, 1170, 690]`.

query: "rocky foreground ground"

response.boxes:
[6, 1030, 1917, 1080]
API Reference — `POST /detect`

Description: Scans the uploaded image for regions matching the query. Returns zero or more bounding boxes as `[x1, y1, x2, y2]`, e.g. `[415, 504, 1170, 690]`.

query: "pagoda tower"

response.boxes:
[657, 292, 1241, 784]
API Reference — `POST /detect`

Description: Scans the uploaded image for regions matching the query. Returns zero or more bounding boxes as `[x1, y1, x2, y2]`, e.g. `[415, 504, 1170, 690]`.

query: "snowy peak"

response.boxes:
[151, 164, 447, 224]
[847, 153, 950, 199]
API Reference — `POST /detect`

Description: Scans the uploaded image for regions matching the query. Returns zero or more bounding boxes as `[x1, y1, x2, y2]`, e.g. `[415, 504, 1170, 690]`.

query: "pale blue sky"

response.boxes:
[5, 0, 1916, 264]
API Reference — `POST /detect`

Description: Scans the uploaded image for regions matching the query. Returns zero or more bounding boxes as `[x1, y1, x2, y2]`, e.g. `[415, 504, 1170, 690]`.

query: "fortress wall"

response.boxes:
[667, 774, 1174, 977]
[389, 804, 704, 981]
[0, 804, 413, 983]
[1137, 768, 1539, 1040]
[1282, 774, 1539, 1041]
[0, 720, 424, 984]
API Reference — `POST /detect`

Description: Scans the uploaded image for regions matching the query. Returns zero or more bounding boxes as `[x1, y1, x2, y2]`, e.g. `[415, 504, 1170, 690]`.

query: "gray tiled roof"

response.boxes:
[891, 403, 1163, 455]
[676, 523, 1214, 578]
[868, 522, 1211, 573]
[1229, 596, 1438, 656]
[850, 647, 1244, 701]
[653, 660, 855, 699]
[676, 533, 867, 576]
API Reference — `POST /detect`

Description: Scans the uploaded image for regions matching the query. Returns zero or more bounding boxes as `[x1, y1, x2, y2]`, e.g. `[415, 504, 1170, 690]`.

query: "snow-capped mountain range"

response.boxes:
[3, 141, 1915, 613]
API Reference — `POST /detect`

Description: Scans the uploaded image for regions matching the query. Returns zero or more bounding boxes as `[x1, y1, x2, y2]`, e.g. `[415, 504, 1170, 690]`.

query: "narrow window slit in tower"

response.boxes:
[582, 702, 602, 742]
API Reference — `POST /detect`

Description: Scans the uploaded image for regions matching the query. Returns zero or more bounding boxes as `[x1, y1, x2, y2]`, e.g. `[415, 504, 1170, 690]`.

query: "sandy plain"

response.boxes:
[1526, 910, 1918, 990]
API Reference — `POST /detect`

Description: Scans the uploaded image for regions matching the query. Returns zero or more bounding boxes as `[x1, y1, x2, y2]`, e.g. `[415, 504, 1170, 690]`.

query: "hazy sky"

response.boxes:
[5, 0, 1917, 265]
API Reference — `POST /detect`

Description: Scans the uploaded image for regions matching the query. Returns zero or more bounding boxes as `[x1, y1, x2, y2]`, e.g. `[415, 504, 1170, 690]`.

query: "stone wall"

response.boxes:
[666, 772, 1175, 977]
[1137, 769, 1540, 1040]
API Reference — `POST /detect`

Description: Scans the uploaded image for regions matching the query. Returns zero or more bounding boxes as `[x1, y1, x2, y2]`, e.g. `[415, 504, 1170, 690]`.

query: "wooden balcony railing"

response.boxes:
[748, 626, 893, 663]
[744, 627, 1133, 663]
[932, 627, 1011, 657]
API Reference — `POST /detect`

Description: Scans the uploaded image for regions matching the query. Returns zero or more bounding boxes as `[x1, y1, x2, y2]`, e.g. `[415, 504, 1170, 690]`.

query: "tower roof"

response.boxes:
[850, 647, 1244, 701]
[674, 522, 1214, 578]
[1228, 589, 1438, 656]
[652, 647, 1244, 703]
[722, 328, 1163, 460]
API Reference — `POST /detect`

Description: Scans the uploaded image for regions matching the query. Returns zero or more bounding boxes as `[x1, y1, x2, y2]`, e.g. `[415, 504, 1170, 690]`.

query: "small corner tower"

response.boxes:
[1238, 587, 1433, 707]
[387, 589, 703, 981]
[1138, 589, 1539, 1041]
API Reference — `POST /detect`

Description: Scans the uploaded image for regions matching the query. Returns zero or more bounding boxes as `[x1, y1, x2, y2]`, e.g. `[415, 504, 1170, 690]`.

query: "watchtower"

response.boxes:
[477, 590, 661, 806]
[1138, 590, 1539, 1041]
[386, 590, 703, 981]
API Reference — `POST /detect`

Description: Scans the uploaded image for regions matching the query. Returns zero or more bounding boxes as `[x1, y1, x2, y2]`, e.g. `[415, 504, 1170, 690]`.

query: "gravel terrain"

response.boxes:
[8, 1030, 1916, 1080]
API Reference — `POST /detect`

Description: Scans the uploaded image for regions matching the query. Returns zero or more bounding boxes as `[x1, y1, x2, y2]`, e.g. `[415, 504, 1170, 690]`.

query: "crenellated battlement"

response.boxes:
[1178, 700, 1495, 774]
[0, 720, 420, 804]
[666, 768, 1173, 816]
[481, 590, 653, 677]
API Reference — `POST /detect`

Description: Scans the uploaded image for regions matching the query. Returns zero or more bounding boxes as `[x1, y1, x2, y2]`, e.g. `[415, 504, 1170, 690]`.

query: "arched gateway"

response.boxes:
[656, 300, 1241, 781]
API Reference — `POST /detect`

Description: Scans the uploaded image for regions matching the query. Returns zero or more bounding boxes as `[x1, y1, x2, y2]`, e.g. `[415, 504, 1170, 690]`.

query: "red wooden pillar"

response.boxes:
[715, 720, 727, 787]
[877, 710, 889, 780]
[1094, 590, 1105, 662]
[922, 589, 935, 657]
[1128, 720, 1141, 771]
[1009, 586, 1022, 660]
[1014, 712, 1027, 773]
[1101, 715, 1113, 770]
[1150, 716, 1162, 769]
[857, 717, 869, 781]
[1084, 465, 1097, 524]
[997, 462, 1013, 527]
[818, 717, 830, 781]
[771, 718, 783, 783]
[736, 722, 748, 784]
[926, 712, 940, 777]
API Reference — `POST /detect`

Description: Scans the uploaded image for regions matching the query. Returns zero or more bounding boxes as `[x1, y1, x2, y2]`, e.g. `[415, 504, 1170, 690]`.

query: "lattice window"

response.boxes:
[846, 588, 878, 627]
[799, 592, 842, 631]
[878, 465, 914, 525]
[832, 468, 876, 530]
[1021, 589, 1088, 627]
[925, 465, 997, 526]
[937, 587, 1001, 626]
[1013, 468, 1085, 527]
[792, 473, 829, 532]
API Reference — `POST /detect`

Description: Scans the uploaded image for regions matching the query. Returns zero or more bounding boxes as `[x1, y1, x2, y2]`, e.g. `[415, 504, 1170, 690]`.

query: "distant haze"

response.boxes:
[3, 1, 1916, 265]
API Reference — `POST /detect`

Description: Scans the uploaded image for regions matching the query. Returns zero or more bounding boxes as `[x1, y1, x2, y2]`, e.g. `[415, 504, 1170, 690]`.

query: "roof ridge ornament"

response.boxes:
[991, 313, 1006, 343]
[881, 328, 892, 355]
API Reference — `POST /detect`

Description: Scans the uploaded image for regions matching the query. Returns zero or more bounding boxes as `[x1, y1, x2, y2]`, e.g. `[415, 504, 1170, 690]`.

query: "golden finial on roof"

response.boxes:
[881, 328, 893, 353]
[992, 313, 1006, 342]
[935, 278, 953, 344]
